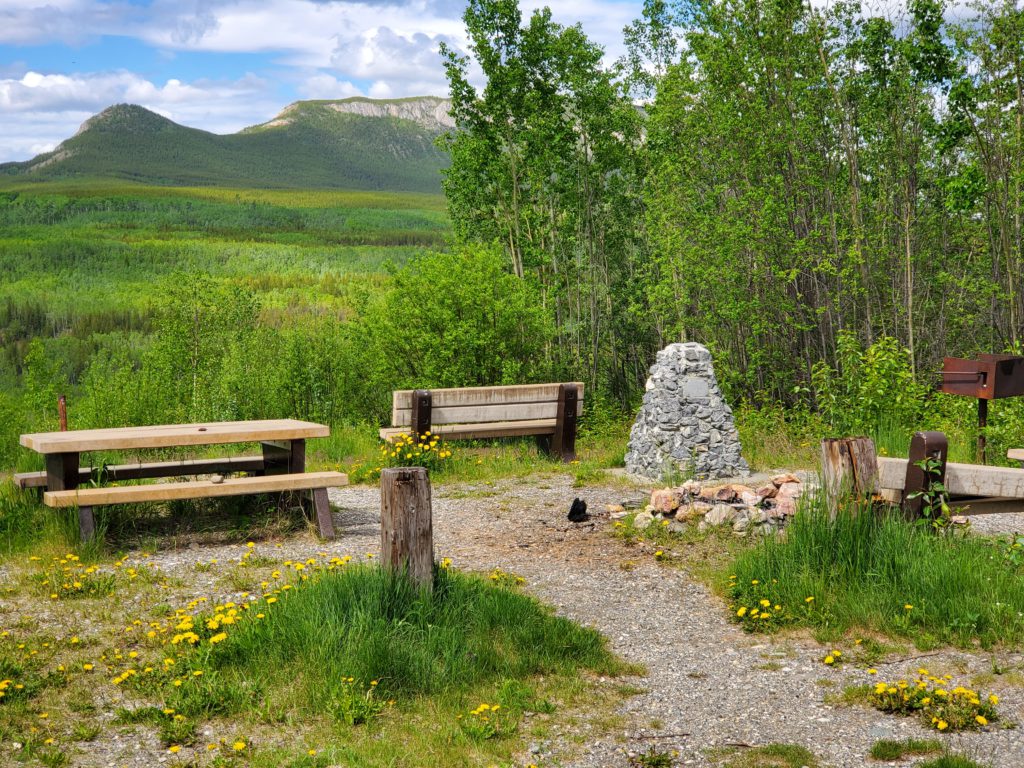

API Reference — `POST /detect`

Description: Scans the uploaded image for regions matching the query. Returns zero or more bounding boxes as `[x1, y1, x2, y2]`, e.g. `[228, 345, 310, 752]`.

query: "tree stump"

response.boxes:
[820, 437, 878, 510]
[380, 467, 434, 591]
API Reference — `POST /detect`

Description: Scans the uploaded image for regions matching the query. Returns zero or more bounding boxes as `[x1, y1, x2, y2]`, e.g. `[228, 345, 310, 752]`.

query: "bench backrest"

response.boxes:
[391, 383, 584, 428]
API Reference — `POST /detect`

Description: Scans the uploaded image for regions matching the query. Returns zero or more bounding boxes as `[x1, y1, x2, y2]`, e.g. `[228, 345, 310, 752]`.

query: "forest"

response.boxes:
[3, 0, 1024, 472]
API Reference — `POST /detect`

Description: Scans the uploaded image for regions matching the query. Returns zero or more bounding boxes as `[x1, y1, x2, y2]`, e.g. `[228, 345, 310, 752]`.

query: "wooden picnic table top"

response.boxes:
[20, 419, 329, 455]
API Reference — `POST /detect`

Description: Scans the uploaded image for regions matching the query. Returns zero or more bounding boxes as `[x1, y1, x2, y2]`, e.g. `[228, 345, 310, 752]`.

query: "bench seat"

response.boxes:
[379, 419, 559, 442]
[1010, 449, 1024, 465]
[44, 471, 348, 541]
[15, 456, 265, 490]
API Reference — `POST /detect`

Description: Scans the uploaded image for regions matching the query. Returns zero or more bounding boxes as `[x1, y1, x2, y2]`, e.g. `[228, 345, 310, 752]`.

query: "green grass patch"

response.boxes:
[206, 565, 625, 704]
[869, 738, 943, 760]
[710, 743, 819, 767]
[725, 495, 1024, 647]
[918, 756, 990, 768]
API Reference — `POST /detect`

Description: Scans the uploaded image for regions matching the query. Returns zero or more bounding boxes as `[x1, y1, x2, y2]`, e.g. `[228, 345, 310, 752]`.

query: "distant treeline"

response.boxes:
[441, 0, 1024, 405]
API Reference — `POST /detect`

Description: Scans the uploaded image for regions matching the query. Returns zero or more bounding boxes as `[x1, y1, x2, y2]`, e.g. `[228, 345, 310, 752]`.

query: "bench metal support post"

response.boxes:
[902, 431, 948, 520]
[46, 452, 80, 491]
[312, 487, 334, 539]
[551, 383, 578, 463]
[261, 440, 305, 475]
[411, 390, 432, 438]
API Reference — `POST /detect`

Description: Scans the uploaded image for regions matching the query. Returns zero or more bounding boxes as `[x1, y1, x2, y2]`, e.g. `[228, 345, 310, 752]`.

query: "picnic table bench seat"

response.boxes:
[44, 471, 348, 541]
[1010, 449, 1024, 465]
[379, 382, 583, 462]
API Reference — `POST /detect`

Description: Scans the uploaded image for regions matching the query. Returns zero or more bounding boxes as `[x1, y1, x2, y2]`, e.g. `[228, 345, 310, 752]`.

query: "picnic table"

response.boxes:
[18, 419, 347, 540]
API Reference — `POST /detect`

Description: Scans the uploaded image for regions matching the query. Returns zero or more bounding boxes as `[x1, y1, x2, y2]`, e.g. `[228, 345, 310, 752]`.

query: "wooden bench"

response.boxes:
[379, 383, 584, 462]
[44, 471, 348, 542]
[14, 456, 266, 490]
[1010, 449, 1024, 466]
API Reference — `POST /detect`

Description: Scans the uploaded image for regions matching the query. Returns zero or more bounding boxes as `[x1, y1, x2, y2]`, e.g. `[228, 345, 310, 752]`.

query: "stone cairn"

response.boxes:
[622, 474, 807, 537]
[625, 342, 749, 480]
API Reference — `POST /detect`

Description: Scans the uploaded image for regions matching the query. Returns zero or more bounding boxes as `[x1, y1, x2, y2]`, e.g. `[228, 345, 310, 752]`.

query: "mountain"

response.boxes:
[0, 97, 454, 193]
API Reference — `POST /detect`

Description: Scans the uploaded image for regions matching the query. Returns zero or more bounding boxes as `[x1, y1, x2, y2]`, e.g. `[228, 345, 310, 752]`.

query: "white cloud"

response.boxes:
[296, 73, 362, 99]
[0, 69, 281, 161]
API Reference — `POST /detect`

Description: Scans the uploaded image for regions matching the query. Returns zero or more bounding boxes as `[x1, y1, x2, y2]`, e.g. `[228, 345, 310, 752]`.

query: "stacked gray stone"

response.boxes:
[625, 342, 750, 480]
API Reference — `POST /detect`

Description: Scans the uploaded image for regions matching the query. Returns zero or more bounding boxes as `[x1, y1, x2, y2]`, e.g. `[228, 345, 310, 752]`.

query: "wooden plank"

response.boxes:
[380, 419, 558, 442]
[878, 457, 1024, 498]
[1009, 449, 1024, 463]
[44, 471, 348, 508]
[21, 419, 329, 454]
[391, 383, 584, 425]
[392, 401, 583, 427]
[15, 456, 266, 489]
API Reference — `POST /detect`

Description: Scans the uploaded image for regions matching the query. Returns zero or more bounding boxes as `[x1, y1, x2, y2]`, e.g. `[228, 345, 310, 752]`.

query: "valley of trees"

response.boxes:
[3, 0, 1024, 472]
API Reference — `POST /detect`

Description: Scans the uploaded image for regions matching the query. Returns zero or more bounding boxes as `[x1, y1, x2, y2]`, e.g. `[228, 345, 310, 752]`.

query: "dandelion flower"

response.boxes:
[232, 740, 246, 751]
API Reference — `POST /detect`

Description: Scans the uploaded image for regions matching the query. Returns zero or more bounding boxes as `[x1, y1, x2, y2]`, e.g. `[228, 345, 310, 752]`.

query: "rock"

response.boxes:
[705, 504, 737, 526]
[676, 501, 713, 522]
[739, 489, 760, 506]
[771, 473, 800, 487]
[774, 497, 797, 516]
[667, 521, 688, 534]
[680, 480, 702, 497]
[733, 517, 750, 533]
[633, 511, 655, 529]
[650, 488, 683, 513]
[624, 342, 750, 480]
[776, 482, 803, 500]
[756, 484, 778, 499]
[605, 504, 626, 515]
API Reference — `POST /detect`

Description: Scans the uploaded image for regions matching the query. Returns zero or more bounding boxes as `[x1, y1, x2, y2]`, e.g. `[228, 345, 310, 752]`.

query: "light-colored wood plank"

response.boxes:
[380, 419, 557, 442]
[392, 401, 584, 427]
[391, 383, 583, 425]
[877, 457, 1024, 498]
[15, 456, 265, 489]
[21, 420, 329, 454]
[1009, 449, 1024, 463]
[44, 471, 348, 508]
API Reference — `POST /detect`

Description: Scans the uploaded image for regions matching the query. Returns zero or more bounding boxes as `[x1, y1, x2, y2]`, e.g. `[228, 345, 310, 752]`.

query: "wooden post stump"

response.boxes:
[380, 467, 434, 591]
[820, 437, 879, 510]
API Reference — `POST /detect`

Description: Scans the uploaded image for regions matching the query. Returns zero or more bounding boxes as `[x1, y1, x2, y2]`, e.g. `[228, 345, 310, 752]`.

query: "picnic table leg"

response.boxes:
[261, 439, 306, 474]
[46, 453, 95, 542]
[45, 452, 80, 491]
[312, 487, 335, 539]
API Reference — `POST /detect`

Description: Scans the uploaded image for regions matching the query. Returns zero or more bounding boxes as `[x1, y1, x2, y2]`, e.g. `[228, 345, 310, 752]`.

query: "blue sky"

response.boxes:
[0, 0, 644, 163]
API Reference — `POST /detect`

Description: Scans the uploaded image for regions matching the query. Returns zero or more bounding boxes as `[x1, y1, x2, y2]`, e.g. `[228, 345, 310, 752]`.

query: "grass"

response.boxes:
[869, 738, 943, 760]
[709, 743, 819, 767]
[725, 492, 1024, 647]
[918, 757, 990, 768]
[206, 564, 625, 703]
[0, 552, 634, 767]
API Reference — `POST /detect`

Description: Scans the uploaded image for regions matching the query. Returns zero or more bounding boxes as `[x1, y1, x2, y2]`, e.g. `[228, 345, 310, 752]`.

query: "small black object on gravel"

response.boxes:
[568, 497, 589, 522]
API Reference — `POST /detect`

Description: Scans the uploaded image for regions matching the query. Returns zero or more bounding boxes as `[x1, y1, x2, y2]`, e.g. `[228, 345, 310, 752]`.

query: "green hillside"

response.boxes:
[0, 100, 450, 193]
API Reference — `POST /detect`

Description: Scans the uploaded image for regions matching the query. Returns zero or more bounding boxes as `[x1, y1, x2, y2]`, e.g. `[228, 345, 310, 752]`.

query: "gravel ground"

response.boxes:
[7, 474, 1024, 768]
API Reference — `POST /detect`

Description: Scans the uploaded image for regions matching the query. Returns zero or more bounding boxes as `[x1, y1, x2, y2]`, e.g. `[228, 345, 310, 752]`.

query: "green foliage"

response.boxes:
[727, 494, 1024, 647]
[355, 246, 553, 398]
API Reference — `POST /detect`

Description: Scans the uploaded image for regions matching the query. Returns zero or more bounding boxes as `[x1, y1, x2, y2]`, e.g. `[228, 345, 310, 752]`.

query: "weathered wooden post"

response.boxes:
[58, 395, 67, 432]
[901, 431, 948, 520]
[820, 437, 878, 511]
[380, 467, 434, 591]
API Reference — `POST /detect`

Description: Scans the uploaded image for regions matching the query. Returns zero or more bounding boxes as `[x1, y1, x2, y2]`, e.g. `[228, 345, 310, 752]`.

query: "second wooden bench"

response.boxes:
[379, 383, 583, 462]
